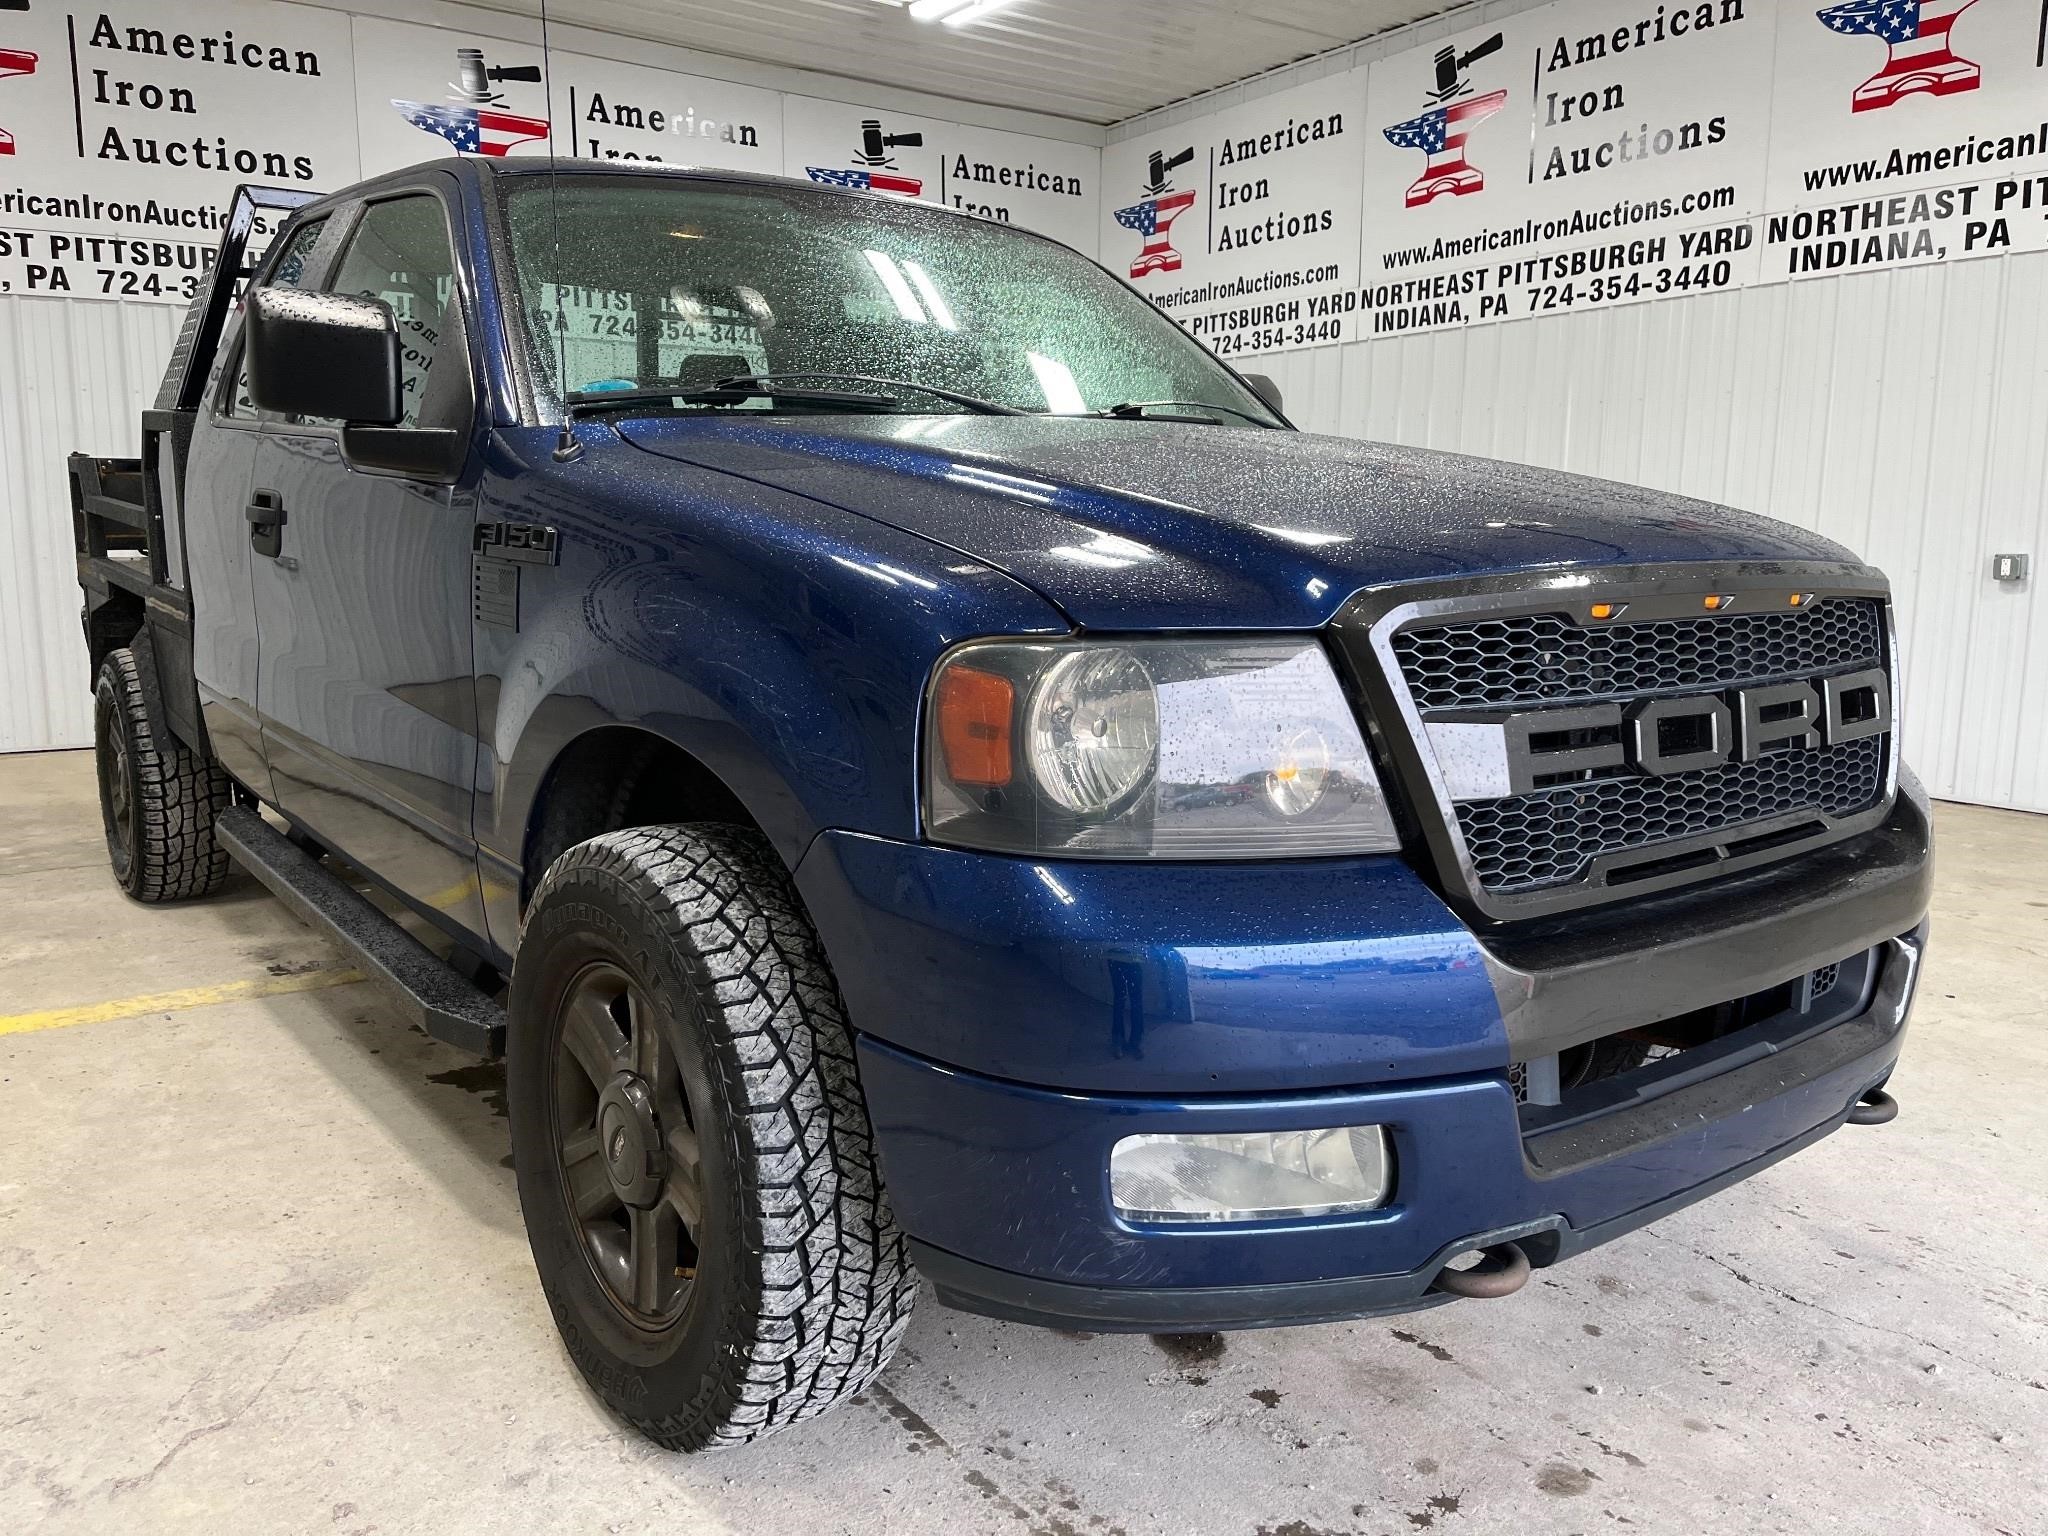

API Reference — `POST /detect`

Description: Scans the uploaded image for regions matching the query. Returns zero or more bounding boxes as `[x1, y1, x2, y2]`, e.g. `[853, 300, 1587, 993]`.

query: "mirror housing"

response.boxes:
[1241, 372, 1284, 417]
[245, 287, 403, 425]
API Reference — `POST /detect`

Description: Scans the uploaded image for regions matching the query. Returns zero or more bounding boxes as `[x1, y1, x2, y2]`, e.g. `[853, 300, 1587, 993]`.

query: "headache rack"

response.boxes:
[70, 183, 321, 755]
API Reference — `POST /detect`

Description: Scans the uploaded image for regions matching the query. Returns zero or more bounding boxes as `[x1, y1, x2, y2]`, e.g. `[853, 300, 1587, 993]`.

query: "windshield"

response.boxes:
[501, 177, 1283, 425]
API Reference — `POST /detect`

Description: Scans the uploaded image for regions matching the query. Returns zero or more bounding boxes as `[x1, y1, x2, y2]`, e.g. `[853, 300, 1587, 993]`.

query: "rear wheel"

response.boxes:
[93, 646, 231, 902]
[508, 824, 917, 1450]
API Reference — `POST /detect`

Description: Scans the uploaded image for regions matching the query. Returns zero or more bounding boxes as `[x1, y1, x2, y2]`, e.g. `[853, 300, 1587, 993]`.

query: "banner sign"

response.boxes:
[781, 94, 1098, 254]
[3, 0, 2042, 331]
[353, 17, 786, 177]
[1, 0, 1101, 303]
[1124, 0, 2045, 351]
[553, 53, 782, 174]
[1357, 0, 1774, 338]
[1099, 72, 1364, 357]
[1760, 0, 2048, 279]
[0, 0, 358, 303]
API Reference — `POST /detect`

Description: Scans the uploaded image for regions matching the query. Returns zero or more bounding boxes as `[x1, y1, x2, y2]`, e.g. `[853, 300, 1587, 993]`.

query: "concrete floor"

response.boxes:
[0, 749, 2041, 1535]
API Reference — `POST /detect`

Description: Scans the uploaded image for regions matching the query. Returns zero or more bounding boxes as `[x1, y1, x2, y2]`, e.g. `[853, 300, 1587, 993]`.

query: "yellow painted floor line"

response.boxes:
[0, 967, 365, 1038]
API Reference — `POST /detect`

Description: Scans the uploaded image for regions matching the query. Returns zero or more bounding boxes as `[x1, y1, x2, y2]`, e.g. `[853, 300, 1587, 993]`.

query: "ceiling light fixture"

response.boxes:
[909, 0, 1021, 25]
[942, 0, 1022, 22]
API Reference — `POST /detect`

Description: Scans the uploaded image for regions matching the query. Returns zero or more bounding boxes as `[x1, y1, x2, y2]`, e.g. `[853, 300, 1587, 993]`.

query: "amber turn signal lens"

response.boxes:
[935, 665, 1015, 787]
[1590, 602, 1616, 620]
[1703, 594, 1729, 611]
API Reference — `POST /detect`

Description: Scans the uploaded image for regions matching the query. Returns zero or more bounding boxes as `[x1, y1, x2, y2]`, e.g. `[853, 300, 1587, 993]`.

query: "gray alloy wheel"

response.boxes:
[508, 823, 919, 1450]
[551, 959, 705, 1327]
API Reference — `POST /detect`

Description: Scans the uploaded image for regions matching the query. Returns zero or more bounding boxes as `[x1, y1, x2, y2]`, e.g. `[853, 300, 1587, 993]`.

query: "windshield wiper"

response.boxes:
[1097, 399, 1277, 427]
[731, 373, 1027, 416]
[566, 378, 896, 415]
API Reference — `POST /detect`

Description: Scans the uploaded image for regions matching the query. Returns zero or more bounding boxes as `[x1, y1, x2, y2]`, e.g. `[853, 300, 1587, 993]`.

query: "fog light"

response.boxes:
[1109, 1126, 1392, 1223]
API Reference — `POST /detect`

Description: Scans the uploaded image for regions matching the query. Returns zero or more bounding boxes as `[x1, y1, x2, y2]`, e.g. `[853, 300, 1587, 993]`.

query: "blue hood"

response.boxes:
[616, 415, 1858, 630]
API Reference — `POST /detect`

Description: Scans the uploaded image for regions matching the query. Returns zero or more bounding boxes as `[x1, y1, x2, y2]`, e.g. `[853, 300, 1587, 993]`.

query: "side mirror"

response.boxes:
[245, 286, 403, 425]
[1241, 372, 1284, 417]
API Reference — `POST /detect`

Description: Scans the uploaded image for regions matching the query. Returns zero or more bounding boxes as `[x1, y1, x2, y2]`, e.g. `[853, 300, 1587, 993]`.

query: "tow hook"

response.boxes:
[1848, 1088, 1899, 1126]
[1429, 1241, 1531, 1299]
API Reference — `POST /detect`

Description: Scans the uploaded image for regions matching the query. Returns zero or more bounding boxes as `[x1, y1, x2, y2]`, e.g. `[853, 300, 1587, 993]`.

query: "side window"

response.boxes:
[270, 219, 326, 287]
[318, 196, 459, 431]
[223, 217, 327, 417]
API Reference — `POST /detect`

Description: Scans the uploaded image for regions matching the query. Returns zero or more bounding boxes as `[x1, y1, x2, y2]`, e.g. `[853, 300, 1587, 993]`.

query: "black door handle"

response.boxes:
[247, 489, 286, 558]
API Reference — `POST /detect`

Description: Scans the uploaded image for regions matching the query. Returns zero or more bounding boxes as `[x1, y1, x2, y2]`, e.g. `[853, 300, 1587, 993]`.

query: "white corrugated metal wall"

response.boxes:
[1111, 0, 2048, 815]
[0, 298, 185, 753]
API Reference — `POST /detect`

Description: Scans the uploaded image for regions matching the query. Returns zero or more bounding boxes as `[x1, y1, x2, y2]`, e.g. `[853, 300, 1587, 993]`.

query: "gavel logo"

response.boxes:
[1142, 145, 1194, 196]
[855, 119, 923, 167]
[1427, 32, 1504, 102]
[451, 46, 544, 106]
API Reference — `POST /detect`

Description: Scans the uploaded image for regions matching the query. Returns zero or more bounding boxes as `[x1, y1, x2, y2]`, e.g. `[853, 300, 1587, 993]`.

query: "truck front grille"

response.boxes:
[1391, 598, 1884, 710]
[1459, 735, 1885, 892]
[1337, 572, 1899, 921]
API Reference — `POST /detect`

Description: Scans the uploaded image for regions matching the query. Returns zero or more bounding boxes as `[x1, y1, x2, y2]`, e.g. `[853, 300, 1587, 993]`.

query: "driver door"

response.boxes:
[247, 187, 488, 939]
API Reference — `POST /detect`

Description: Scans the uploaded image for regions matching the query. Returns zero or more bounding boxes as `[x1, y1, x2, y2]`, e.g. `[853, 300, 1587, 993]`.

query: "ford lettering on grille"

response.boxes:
[1429, 668, 1891, 799]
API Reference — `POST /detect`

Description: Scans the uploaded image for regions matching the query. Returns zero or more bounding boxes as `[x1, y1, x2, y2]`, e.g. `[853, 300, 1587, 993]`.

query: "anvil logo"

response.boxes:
[1382, 91, 1509, 208]
[0, 44, 35, 158]
[1112, 146, 1195, 279]
[1815, 0, 1982, 111]
[393, 47, 549, 156]
[807, 118, 925, 196]
[1382, 33, 1508, 209]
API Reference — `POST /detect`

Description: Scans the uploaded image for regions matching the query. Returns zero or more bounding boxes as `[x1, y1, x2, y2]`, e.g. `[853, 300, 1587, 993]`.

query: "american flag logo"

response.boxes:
[0, 47, 35, 158]
[393, 99, 551, 156]
[1112, 189, 1197, 278]
[1816, 0, 1981, 111]
[806, 167, 924, 196]
[1382, 89, 1508, 208]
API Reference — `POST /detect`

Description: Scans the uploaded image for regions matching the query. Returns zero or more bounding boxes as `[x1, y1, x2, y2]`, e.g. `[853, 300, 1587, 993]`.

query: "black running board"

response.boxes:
[216, 806, 506, 1056]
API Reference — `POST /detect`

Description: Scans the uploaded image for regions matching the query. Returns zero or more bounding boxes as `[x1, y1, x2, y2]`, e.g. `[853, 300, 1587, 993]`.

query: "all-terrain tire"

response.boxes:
[508, 823, 918, 1450]
[93, 644, 232, 902]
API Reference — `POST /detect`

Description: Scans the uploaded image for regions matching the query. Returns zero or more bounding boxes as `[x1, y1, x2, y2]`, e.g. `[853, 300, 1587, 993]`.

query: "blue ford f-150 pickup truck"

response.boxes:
[69, 159, 1930, 1450]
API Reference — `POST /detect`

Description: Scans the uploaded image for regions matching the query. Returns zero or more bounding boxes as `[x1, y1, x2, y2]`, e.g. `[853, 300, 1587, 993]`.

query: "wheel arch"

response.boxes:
[84, 588, 145, 674]
[519, 722, 766, 910]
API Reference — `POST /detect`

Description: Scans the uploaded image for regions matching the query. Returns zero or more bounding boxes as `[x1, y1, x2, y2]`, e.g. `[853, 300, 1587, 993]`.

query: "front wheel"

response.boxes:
[508, 824, 917, 1450]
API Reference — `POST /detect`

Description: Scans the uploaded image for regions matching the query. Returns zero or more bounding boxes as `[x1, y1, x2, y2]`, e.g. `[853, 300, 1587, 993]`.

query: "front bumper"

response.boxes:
[860, 928, 1919, 1329]
[794, 792, 1931, 1330]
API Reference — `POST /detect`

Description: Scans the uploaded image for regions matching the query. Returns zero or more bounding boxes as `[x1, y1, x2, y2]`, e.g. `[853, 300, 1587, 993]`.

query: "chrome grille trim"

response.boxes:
[1330, 562, 1901, 924]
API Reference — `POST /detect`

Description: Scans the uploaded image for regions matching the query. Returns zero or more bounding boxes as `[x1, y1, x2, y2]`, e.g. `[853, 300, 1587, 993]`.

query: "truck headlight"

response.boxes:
[923, 637, 1401, 858]
[1110, 1126, 1393, 1223]
[1027, 649, 1159, 814]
